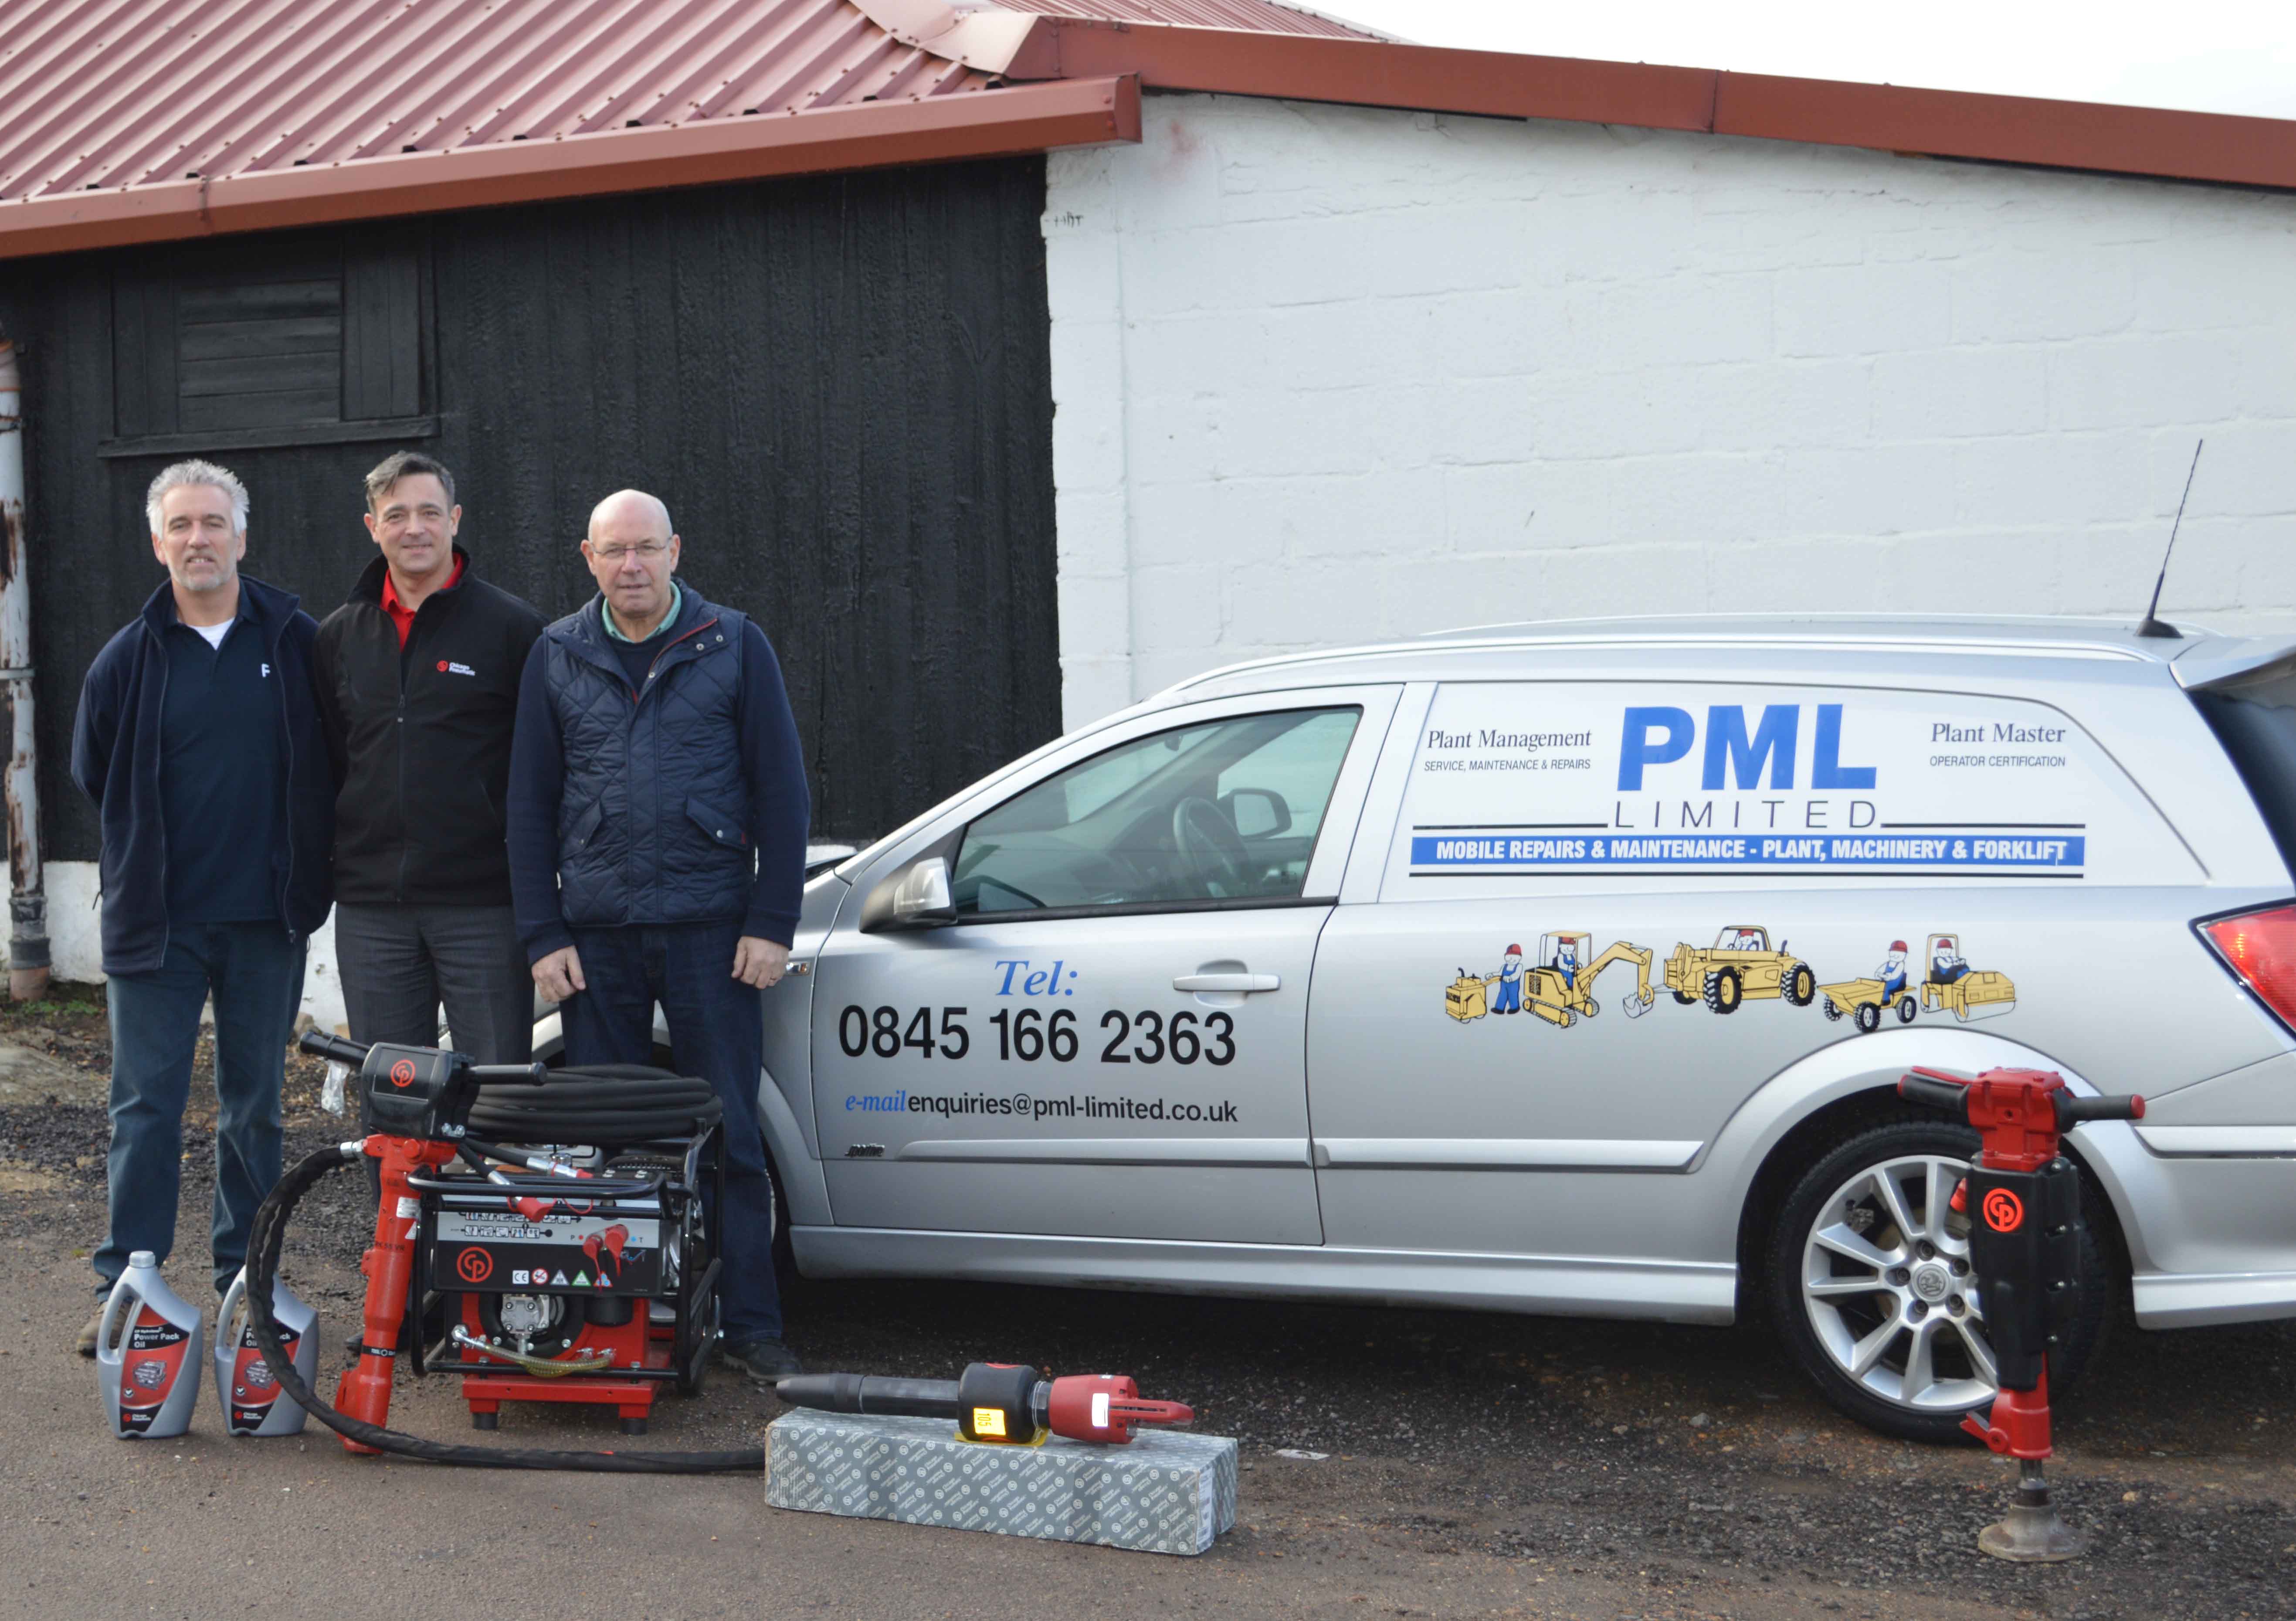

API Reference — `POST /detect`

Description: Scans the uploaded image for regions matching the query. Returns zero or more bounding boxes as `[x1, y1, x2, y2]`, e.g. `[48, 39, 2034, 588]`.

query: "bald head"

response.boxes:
[581, 487, 682, 638]
[588, 488, 672, 543]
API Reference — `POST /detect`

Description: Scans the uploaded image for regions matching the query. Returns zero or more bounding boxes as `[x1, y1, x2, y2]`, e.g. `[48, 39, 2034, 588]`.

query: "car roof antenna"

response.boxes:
[2135, 439, 2204, 640]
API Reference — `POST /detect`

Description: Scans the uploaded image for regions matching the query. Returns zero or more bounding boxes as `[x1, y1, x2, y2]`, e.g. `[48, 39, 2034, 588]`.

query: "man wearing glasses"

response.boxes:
[505, 490, 810, 1382]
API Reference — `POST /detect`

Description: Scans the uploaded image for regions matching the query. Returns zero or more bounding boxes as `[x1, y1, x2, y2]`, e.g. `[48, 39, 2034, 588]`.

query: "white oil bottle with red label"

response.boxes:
[96, 1251, 203, 1440]
[214, 1268, 319, 1437]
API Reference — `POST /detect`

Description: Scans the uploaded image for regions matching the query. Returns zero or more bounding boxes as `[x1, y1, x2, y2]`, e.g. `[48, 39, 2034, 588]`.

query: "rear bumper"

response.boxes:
[2080, 1120, 2296, 1328]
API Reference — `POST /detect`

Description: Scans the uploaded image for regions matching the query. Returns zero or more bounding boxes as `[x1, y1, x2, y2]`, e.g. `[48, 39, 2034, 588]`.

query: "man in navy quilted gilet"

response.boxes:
[506, 489, 810, 1383]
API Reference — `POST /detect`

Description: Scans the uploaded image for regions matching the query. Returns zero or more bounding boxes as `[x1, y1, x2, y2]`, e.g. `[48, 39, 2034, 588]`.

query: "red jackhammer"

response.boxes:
[775, 1363, 1194, 1446]
[1896, 1065, 2145, 1561]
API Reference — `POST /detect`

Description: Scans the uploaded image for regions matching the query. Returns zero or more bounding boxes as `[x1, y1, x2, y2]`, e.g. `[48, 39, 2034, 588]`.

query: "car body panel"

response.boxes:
[751, 617, 2296, 1336]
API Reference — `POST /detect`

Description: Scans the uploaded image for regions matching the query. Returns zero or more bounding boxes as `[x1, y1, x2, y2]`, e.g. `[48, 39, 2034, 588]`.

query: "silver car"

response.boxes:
[570, 616, 2296, 1440]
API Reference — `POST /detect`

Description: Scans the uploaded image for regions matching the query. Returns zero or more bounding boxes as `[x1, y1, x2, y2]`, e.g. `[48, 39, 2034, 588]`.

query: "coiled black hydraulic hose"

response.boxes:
[241, 1142, 763, 1473]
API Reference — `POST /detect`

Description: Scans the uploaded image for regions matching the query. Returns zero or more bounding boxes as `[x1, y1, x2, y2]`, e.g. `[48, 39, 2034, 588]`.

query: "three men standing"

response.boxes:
[315, 452, 544, 1064]
[508, 489, 811, 1382]
[71, 462, 335, 1351]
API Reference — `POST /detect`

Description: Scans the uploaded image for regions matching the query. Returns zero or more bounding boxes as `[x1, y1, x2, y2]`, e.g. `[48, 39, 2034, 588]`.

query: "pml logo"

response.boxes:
[1618, 703, 1876, 791]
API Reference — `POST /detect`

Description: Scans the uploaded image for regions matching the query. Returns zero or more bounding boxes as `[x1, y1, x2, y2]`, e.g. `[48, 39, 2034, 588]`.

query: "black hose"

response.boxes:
[242, 1143, 762, 1473]
[465, 1066, 720, 1145]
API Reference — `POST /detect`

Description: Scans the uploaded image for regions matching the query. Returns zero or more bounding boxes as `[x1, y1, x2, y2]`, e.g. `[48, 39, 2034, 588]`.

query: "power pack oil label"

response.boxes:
[1389, 682, 2194, 891]
[228, 1322, 299, 1431]
[118, 1310, 191, 1434]
[430, 1210, 663, 1295]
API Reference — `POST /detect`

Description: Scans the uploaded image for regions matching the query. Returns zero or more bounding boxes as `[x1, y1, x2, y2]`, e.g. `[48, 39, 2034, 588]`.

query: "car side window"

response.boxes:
[953, 707, 1362, 917]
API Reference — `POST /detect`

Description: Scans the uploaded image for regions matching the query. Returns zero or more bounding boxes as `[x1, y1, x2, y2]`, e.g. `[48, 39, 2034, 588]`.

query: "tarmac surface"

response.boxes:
[2, 993, 2292, 1620]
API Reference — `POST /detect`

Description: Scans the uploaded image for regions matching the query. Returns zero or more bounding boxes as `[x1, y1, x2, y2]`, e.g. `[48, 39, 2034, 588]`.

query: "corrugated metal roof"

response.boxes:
[984, 0, 1383, 40]
[0, 0, 1000, 203]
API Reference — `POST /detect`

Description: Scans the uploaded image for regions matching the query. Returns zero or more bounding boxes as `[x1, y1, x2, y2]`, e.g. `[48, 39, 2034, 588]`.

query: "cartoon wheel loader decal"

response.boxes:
[1819, 939, 1922, 1033]
[1662, 926, 1816, 1016]
[1443, 934, 1657, 1027]
[1919, 933, 2016, 1021]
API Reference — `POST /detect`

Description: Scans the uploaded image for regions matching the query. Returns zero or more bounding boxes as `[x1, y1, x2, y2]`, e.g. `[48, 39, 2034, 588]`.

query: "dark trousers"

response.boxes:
[97, 922, 306, 1297]
[334, 903, 532, 1061]
[561, 921, 782, 1343]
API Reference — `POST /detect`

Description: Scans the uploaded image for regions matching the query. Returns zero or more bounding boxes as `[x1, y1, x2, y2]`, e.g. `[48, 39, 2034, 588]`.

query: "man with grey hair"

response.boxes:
[507, 489, 810, 1382]
[68, 460, 333, 1354]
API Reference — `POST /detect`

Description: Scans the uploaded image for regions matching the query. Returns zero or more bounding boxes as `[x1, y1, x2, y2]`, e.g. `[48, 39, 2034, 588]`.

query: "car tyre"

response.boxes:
[1704, 967, 1742, 1014]
[1765, 1118, 2108, 1444]
[1785, 963, 1816, 1006]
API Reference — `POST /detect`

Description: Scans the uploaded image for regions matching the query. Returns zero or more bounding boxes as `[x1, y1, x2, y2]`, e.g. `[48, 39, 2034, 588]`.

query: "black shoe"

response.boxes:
[721, 1337, 802, 1384]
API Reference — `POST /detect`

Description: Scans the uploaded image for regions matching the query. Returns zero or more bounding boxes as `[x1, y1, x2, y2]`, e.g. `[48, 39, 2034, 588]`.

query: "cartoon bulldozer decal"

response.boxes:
[1520, 932, 1656, 1029]
[1920, 932, 2016, 1021]
[1662, 926, 1816, 1015]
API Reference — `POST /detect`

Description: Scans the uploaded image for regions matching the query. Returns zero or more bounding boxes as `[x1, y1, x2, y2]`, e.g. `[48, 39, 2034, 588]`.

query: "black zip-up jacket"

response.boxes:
[70, 576, 335, 975]
[314, 547, 546, 906]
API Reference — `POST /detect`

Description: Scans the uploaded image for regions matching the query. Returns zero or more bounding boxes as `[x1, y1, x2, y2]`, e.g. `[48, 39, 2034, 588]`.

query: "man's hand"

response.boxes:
[532, 945, 586, 1003]
[733, 936, 790, 989]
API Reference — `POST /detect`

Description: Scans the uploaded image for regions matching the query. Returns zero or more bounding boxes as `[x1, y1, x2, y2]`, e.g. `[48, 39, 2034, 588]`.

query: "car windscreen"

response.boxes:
[2192, 660, 2296, 880]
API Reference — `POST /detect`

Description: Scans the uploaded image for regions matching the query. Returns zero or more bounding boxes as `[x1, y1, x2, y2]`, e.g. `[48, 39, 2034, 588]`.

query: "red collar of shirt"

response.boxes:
[380, 554, 465, 648]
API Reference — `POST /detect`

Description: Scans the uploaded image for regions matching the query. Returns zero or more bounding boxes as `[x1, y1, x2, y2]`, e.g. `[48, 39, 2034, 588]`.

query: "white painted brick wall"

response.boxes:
[1045, 95, 2296, 725]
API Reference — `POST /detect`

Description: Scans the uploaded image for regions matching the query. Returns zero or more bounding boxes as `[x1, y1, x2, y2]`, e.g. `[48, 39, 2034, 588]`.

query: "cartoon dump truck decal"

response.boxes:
[1919, 933, 2016, 1021]
[1663, 926, 1816, 1015]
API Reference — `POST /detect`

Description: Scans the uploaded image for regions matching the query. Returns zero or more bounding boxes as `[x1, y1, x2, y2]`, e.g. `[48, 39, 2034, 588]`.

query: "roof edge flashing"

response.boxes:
[851, 0, 1059, 76]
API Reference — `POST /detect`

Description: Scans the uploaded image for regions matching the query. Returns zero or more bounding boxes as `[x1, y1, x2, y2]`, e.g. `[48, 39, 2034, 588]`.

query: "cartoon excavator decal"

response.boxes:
[1443, 933, 1655, 1027]
[1663, 926, 1816, 1015]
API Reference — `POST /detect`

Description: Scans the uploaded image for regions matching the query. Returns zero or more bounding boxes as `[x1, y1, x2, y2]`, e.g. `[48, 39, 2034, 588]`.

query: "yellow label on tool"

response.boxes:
[972, 1407, 1007, 1438]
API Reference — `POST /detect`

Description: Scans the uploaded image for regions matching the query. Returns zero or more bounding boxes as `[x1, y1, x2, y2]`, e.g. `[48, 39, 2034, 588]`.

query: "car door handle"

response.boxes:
[1172, 972, 1280, 993]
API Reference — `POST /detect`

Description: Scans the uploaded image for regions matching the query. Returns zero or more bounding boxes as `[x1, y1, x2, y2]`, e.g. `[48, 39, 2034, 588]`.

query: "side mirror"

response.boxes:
[860, 853, 958, 931]
[1221, 787, 1292, 840]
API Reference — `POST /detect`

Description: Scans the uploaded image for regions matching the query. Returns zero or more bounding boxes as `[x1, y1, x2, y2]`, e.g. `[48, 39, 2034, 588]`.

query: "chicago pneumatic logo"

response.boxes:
[455, 1248, 494, 1284]
[437, 660, 477, 677]
[1981, 1187, 2025, 1233]
[389, 1058, 418, 1089]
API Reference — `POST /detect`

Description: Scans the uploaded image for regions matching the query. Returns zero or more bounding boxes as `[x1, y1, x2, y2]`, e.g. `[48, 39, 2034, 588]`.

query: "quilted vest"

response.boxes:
[538, 585, 755, 928]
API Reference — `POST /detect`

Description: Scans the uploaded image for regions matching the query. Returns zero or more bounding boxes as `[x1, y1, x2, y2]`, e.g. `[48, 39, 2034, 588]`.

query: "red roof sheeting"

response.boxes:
[3, 0, 2293, 261]
[0, 0, 1000, 201]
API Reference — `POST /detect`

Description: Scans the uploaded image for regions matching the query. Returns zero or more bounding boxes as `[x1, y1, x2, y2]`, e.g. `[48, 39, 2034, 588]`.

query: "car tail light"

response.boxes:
[2197, 904, 2296, 1033]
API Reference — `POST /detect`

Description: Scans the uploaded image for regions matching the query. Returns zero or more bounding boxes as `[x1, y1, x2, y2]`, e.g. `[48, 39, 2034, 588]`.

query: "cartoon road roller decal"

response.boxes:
[1662, 926, 1817, 1015]
[1819, 938, 1922, 1033]
[1520, 932, 1656, 1028]
[1920, 932, 2016, 1021]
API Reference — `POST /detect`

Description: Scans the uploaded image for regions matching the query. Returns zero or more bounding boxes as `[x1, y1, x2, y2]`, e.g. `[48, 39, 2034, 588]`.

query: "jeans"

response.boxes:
[334, 904, 533, 1061]
[97, 922, 307, 1297]
[561, 921, 783, 1343]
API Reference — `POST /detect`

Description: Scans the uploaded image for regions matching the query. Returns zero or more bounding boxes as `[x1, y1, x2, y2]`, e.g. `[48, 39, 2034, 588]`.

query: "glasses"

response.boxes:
[587, 541, 669, 564]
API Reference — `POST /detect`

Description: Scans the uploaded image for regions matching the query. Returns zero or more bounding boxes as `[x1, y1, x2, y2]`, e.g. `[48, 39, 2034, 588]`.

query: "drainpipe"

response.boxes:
[0, 326, 48, 1001]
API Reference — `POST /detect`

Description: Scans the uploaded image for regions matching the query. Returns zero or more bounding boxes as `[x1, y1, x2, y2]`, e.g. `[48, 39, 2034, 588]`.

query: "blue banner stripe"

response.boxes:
[1408, 834, 2085, 869]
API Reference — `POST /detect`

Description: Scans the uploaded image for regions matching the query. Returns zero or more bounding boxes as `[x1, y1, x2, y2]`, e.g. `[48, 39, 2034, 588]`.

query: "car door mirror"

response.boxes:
[1221, 787, 1291, 840]
[861, 853, 958, 931]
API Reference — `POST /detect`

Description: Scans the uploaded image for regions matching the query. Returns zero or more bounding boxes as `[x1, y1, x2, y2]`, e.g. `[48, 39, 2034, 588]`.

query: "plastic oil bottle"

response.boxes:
[96, 1251, 203, 1439]
[214, 1268, 320, 1437]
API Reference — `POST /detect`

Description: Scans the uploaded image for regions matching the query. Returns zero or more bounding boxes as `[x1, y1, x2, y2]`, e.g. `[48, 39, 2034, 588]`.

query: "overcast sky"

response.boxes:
[1325, 1, 2296, 120]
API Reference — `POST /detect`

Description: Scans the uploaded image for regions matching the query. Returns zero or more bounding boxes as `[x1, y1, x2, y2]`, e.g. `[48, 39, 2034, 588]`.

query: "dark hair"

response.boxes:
[364, 450, 456, 512]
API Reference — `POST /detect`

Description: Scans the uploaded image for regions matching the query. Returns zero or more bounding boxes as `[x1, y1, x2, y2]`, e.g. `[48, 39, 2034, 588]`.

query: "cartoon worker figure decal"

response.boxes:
[1921, 933, 2016, 1021]
[1492, 944, 1525, 1015]
[1931, 935, 1970, 985]
[1554, 935, 1580, 991]
[1879, 940, 1910, 1003]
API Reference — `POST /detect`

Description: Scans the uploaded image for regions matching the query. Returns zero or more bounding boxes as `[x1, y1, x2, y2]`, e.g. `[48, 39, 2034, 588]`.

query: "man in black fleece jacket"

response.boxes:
[315, 451, 544, 1066]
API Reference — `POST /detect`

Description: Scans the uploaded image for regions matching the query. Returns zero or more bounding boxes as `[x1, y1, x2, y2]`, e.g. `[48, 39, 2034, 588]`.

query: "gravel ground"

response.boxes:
[4, 985, 2292, 1619]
